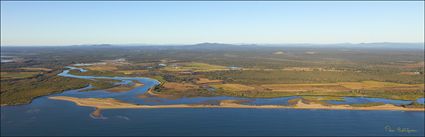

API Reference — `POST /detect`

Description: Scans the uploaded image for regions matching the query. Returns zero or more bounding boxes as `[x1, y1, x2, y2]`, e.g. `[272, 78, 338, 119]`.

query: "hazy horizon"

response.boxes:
[1, 42, 424, 48]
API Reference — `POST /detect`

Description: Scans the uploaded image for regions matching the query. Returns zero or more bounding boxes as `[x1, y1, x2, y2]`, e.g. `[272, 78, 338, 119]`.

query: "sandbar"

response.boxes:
[49, 96, 424, 111]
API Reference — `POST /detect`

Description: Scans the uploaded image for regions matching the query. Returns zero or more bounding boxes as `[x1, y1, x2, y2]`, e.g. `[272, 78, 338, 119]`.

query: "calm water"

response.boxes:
[1, 67, 424, 136]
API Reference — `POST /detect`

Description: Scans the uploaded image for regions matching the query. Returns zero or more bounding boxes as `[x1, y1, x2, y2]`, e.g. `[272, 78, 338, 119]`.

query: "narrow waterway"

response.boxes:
[1, 66, 424, 136]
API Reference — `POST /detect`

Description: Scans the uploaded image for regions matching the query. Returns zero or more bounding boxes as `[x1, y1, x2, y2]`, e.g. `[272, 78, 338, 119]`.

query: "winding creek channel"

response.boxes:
[1, 66, 424, 136]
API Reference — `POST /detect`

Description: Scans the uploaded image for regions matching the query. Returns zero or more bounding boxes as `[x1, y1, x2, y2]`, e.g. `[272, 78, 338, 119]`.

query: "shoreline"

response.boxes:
[49, 96, 425, 111]
[105, 80, 145, 92]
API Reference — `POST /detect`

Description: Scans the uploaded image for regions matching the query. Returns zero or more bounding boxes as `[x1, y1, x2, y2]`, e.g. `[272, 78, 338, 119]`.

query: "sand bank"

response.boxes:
[49, 96, 424, 111]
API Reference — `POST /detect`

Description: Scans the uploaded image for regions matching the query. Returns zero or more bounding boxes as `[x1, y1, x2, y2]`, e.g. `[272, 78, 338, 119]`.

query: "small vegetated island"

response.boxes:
[1, 43, 424, 113]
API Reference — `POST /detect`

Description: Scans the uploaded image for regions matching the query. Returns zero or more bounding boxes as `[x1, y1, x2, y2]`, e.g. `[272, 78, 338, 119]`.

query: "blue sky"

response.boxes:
[1, 1, 424, 46]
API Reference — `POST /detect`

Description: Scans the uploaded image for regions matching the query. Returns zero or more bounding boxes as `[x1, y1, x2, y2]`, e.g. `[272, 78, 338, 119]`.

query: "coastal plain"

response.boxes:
[1, 44, 424, 110]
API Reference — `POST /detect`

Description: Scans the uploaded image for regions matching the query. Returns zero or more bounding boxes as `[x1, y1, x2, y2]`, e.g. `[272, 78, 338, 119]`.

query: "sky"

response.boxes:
[1, 1, 424, 46]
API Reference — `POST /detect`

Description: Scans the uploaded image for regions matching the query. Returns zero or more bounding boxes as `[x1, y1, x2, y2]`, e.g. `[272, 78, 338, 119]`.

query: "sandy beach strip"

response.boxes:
[48, 96, 425, 111]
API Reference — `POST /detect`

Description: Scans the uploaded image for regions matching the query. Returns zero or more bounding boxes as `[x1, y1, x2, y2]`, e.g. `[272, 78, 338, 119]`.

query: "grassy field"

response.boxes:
[301, 96, 345, 101]
[118, 70, 149, 75]
[262, 81, 424, 92]
[87, 79, 121, 91]
[210, 84, 256, 92]
[162, 82, 199, 91]
[212, 86, 423, 100]
[162, 62, 228, 72]
[69, 69, 128, 77]
[195, 78, 223, 84]
[105, 80, 144, 92]
[1, 72, 40, 80]
[152, 82, 217, 98]
[204, 70, 424, 84]
[84, 65, 118, 71]
[261, 83, 350, 92]
[18, 67, 52, 71]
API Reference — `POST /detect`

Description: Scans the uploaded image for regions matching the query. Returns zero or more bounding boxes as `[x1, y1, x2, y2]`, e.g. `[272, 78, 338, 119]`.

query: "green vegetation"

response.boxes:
[349, 102, 386, 107]
[210, 84, 255, 92]
[215, 89, 423, 100]
[1, 70, 119, 105]
[69, 69, 128, 77]
[162, 62, 227, 72]
[152, 75, 166, 83]
[1, 44, 424, 105]
[153, 88, 216, 98]
[403, 102, 425, 108]
[1, 72, 41, 80]
[301, 96, 345, 101]
[1, 74, 89, 105]
[84, 79, 120, 91]
[203, 70, 424, 84]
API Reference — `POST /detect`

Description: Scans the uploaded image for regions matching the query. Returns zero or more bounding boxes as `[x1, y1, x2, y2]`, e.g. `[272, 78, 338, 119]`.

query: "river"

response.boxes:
[1, 67, 424, 136]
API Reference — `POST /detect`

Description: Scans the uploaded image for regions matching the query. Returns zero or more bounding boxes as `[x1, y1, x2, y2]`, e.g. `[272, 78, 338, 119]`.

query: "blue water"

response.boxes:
[1, 66, 424, 136]
[417, 98, 425, 104]
[327, 97, 418, 105]
[2, 98, 424, 136]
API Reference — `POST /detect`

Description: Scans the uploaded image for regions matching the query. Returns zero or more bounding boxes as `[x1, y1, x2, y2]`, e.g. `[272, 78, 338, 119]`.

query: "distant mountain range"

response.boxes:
[3, 42, 424, 49]
[81, 42, 424, 49]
